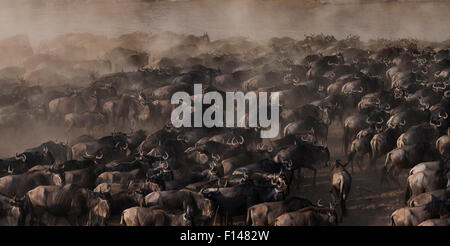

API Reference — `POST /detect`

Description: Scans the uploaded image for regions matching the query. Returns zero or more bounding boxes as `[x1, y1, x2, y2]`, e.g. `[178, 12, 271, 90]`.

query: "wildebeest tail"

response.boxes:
[19, 195, 31, 226]
[390, 215, 395, 226]
[245, 207, 253, 226]
[120, 211, 125, 226]
[404, 184, 412, 204]
[380, 153, 391, 184]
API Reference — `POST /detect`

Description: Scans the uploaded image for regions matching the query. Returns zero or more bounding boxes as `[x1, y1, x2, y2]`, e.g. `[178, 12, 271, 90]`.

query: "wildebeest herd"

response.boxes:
[0, 32, 449, 226]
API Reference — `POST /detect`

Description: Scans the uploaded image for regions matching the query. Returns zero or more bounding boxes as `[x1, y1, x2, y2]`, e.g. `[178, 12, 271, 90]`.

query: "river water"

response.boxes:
[0, 0, 449, 44]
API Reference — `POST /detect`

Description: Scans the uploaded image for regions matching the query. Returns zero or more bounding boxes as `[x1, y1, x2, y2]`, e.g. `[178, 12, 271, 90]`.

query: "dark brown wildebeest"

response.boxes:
[390, 206, 444, 226]
[274, 206, 337, 226]
[381, 142, 441, 186]
[329, 160, 352, 222]
[0, 170, 63, 198]
[0, 194, 24, 226]
[24, 184, 111, 226]
[64, 112, 107, 136]
[246, 197, 314, 226]
[120, 206, 193, 226]
[144, 189, 213, 219]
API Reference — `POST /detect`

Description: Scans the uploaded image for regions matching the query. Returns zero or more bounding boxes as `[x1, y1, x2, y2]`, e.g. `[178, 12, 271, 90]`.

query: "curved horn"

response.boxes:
[434, 70, 441, 77]
[83, 151, 95, 158]
[354, 86, 364, 93]
[96, 152, 103, 160]
[256, 143, 262, 151]
[317, 199, 323, 207]
[122, 143, 128, 151]
[377, 118, 384, 125]
[162, 152, 169, 160]
[163, 161, 169, 169]
[231, 137, 237, 146]
[445, 90, 450, 98]
[384, 103, 391, 110]
[238, 136, 244, 145]
[400, 119, 406, 126]
[267, 146, 273, 153]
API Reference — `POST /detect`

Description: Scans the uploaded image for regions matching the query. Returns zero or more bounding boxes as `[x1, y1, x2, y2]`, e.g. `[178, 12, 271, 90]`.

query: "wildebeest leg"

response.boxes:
[356, 155, 363, 173]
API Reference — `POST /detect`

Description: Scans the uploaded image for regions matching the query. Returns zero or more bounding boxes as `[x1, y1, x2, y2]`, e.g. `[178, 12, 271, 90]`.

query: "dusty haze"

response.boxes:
[0, 0, 449, 45]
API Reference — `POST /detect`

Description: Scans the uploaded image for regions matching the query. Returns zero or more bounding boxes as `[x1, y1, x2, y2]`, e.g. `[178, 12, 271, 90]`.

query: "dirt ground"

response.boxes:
[296, 122, 405, 226]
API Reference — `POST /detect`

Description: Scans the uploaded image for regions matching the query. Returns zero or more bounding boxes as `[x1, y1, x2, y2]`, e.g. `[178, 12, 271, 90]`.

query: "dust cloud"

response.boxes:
[0, 0, 449, 45]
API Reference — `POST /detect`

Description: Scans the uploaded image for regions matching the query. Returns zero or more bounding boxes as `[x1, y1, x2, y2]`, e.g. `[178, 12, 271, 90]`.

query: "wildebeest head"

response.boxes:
[82, 151, 104, 164]
[88, 188, 112, 226]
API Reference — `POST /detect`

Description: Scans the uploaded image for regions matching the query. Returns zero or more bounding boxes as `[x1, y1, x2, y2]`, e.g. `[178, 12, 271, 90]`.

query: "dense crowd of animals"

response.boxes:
[0, 32, 449, 226]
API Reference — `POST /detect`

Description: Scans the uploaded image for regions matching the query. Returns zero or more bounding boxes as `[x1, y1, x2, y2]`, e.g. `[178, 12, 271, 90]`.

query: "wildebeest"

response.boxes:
[24, 184, 111, 226]
[0, 170, 63, 198]
[144, 189, 213, 219]
[382, 142, 441, 185]
[246, 197, 313, 226]
[390, 206, 443, 226]
[0, 194, 24, 226]
[274, 206, 337, 226]
[329, 160, 352, 221]
[120, 206, 193, 226]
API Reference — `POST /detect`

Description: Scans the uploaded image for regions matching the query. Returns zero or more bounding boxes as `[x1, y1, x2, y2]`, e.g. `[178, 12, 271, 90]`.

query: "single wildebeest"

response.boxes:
[0, 170, 63, 198]
[347, 132, 373, 173]
[418, 217, 450, 226]
[396, 123, 439, 148]
[144, 189, 213, 219]
[25, 141, 70, 165]
[200, 180, 287, 225]
[0, 194, 24, 226]
[63, 164, 107, 189]
[329, 160, 352, 222]
[390, 206, 444, 226]
[274, 206, 337, 226]
[435, 134, 450, 156]
[64, 112, 107, 136]
[246, 197, 314, 226]
[95, 168, 147, 186]
[24, 184, 111, 226]
[94, 183, 144, 216]
[370, 127, 402, 167]
[407, 188, 449, 208]
[120, 206, 193, 226]
[273, 140, 330, 187]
